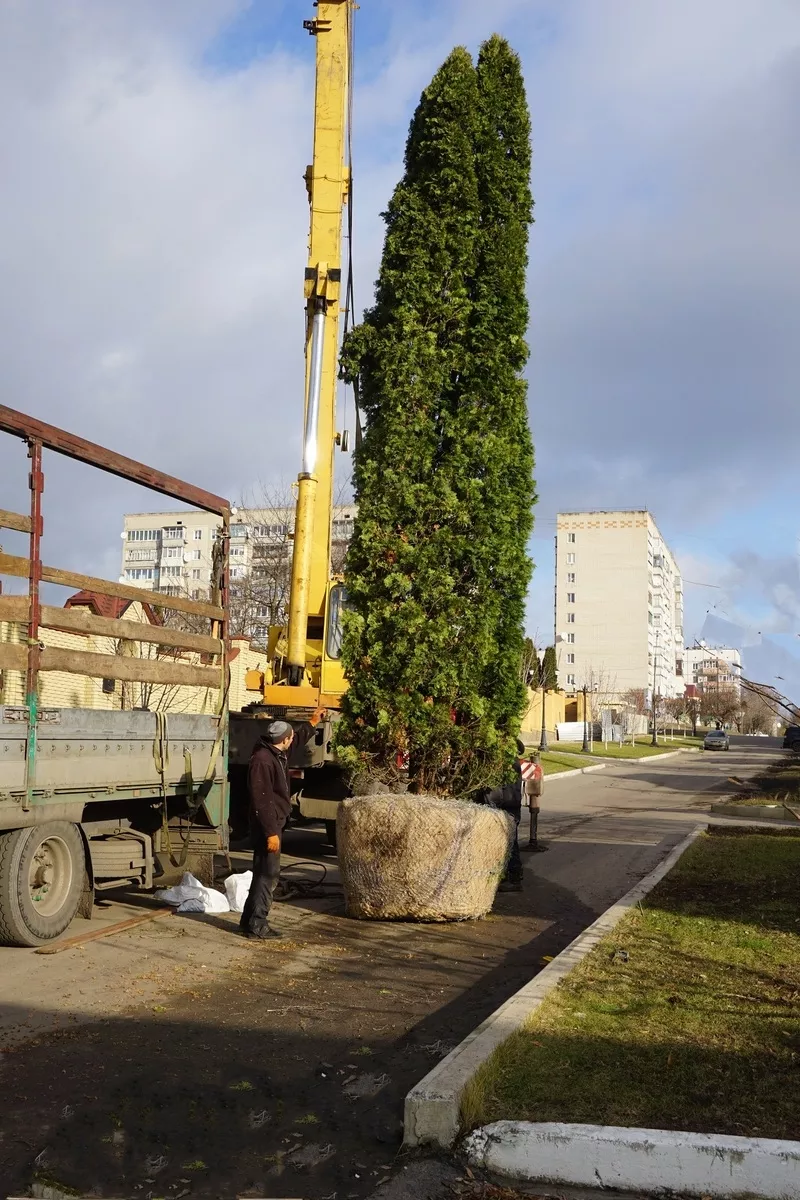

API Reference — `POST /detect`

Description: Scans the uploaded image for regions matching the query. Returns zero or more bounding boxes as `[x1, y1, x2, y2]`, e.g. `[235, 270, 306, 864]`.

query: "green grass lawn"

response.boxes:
[539, 751, 589, 775]
[463, 828, 800, 1139]
[552, 736, 699, 759]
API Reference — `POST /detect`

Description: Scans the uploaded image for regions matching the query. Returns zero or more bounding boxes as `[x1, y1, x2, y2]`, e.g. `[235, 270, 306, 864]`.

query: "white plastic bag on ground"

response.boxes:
[179, 886, 229, 914]
[224, 870, 253, 913]
[155, 871, 230, 914]
[154, 872, 205, 907]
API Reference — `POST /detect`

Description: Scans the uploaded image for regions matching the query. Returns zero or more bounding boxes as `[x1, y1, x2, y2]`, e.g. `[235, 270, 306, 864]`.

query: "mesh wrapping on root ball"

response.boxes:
[337, 794, 514, 921]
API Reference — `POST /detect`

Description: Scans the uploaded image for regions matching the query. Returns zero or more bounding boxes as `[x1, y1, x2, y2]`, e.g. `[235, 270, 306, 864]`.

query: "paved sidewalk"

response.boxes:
[0, 738, 782, 1197]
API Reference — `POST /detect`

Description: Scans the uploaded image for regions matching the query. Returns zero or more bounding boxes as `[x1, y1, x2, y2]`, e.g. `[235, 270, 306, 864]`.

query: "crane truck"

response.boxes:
[228, 0, 356, 841]
[0, 2, 355, 947]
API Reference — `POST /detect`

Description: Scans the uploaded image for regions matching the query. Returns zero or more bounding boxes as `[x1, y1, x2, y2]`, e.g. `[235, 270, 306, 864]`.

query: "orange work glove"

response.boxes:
[266, 834, 280, 853]
[310, 706, 328, 726]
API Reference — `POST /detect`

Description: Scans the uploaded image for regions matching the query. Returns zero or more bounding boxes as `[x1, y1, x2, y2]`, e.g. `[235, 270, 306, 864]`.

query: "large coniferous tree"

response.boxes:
[468, 36, 536, 747]
[338, 39, 535, 796]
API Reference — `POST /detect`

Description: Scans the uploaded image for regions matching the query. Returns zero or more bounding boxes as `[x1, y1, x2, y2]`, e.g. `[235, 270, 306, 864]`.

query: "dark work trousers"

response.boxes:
[240, 845, 282, 936]
[505, 817, 522, 883]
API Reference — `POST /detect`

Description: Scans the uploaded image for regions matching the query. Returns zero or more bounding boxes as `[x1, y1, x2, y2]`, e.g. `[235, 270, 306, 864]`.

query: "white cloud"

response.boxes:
[0, 0, 797, 642]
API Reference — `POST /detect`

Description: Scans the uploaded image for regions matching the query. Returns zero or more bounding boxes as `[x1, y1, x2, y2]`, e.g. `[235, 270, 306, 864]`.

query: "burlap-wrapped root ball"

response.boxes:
[337, 794, 514, 922]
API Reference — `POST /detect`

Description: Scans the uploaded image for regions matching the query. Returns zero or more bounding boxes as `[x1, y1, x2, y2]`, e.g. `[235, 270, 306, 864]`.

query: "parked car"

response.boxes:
[782, 725, 800, 750]
[703, 729, 730, 751]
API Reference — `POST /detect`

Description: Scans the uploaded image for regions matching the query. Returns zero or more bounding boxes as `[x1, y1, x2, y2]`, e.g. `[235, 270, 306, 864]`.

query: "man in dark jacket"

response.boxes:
[240, 708, 326, 940]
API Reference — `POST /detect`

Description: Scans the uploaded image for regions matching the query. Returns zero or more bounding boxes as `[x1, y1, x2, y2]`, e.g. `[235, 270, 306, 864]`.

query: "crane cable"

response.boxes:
[341, 0, 361, 453]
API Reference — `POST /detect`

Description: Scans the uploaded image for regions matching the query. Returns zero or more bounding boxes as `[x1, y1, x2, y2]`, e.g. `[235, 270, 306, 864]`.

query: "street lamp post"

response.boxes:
[582, 682, 590, 753]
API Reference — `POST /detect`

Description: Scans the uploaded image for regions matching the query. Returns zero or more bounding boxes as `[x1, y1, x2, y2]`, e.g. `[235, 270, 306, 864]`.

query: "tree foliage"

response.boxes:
[700, 685, 741, 727]
[521, 637, 540, 687]
[338, 39, 535, 795]
[542, 645, 558, 690]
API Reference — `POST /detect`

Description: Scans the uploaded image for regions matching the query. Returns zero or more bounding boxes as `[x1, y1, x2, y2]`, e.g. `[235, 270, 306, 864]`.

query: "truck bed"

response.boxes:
[0, 706, 224, 826]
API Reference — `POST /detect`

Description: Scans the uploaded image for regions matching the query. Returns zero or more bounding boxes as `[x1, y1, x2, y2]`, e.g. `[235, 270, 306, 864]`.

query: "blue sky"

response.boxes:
[0, 0, 798, 692]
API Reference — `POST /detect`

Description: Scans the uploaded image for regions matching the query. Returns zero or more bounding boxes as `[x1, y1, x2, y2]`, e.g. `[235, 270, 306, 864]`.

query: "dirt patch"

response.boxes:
[0, 866, 598, 1199]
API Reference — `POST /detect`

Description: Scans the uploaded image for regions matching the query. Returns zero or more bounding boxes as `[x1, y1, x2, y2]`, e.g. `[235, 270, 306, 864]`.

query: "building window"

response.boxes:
[127, 529, 158, 542]
[567, 572, 575, 583]
[192, 569, 201, 580]
[124, 568, 154, 581]
[163, 526, 184, 539]
[567, 632, 575, 644]
[567, 653, 575, 664]
[252, 625, 269, 643]
[102, 677, 115, 694]
[230, 545, 246, 558]
[567, 592, 575, 603]
[162, 546, 183, 559]
[567, 612, 575, 623]
[567, 673, 576, 686]
[160, 565, 181, 578]
[230, 565, 246, 579]
[566, 553, 575, 565]
[253, 523, 288, 539]
[158, 585, 181, 596]
[567, 533, 576, 543]
[126, 549, 153, 562]
[230, 523, 249, 539]
[193, 528, 203, 540]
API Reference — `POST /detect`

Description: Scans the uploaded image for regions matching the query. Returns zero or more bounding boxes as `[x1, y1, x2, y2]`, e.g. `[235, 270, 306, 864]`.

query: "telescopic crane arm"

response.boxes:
[284, 0, 352, 689]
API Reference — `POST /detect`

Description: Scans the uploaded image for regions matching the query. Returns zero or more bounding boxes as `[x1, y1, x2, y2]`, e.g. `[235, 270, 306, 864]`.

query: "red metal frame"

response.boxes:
[1, 406, 232, 814]
[22, 441, 44, 810]
[0, 405, 230, 519]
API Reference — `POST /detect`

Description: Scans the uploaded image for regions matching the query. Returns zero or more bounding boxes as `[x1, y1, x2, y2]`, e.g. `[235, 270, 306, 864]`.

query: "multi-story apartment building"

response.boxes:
[120, 505, 356, 644]
[682, 646, 742, 696]
[555, 510, 684, 699]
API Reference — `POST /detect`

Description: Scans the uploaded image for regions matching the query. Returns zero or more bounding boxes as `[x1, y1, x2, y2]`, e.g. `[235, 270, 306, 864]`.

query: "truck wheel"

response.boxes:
[0, 822, 85, 947]
[325, 820, 338, 850]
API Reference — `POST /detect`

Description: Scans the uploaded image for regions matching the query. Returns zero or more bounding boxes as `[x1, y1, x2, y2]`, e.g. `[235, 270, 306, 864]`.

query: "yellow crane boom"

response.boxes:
[263, 0, 353, 707]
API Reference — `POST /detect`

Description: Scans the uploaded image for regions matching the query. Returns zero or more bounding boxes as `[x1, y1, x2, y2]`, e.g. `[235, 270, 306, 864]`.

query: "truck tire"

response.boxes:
[0, 822, 85, 947]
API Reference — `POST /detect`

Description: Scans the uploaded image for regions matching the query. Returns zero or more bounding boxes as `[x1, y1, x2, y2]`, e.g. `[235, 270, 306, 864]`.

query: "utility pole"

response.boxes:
[538, 648, 548, 752]
[651, 631, 659, 746]
[582, 682, 590, 753]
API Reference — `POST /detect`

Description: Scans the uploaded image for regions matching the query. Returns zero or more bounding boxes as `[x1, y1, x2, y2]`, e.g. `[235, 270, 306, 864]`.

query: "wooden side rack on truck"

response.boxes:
[0, 404, 232, 947]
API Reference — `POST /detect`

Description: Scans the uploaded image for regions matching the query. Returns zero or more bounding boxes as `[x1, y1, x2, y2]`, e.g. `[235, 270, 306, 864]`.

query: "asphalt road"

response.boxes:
[0, 735, 786, 1197]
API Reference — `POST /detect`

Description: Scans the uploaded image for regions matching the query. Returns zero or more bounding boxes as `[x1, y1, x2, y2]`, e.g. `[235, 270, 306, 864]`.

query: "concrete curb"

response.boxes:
[403, 824, 706, 1150]
[609, 746, 700, 763]
[544, 762, 606, 782]
[463, 1121, 800, 1199]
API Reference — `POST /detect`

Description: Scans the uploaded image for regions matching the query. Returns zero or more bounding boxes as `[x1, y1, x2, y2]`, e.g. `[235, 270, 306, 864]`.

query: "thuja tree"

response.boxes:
[338, 39, 535, 796]
[542, 645, 558, 690]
